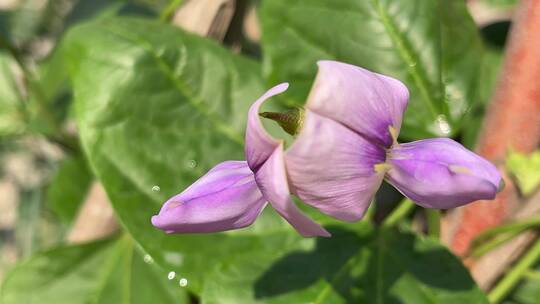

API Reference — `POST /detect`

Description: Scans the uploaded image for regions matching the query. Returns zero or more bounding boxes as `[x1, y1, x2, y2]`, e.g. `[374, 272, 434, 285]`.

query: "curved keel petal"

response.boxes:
[151, 161, 267, 233]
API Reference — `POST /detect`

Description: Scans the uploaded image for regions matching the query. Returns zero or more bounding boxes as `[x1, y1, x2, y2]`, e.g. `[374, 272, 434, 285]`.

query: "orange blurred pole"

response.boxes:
[444, 0, 540, 256]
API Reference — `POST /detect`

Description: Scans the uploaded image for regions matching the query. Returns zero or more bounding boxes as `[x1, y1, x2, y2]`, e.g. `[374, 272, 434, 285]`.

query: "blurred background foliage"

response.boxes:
[0, 0, 538, 303]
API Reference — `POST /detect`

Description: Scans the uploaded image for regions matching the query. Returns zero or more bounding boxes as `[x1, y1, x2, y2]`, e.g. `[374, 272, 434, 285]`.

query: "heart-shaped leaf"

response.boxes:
[260, 0, 486, 139]
[63, 17, 286, 292]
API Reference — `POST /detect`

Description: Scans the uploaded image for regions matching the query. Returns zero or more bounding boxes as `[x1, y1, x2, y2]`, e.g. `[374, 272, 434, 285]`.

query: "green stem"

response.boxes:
[468, 216, 540, 259]
[472, 216, 540, 245]
[383, 198, 415, 227]
[470, 230, 522, 259]
[488, 238, 540, 303]
[364, 199, 376, 223]
[426, 209, 441, 239]
[159, 0, 184, 22]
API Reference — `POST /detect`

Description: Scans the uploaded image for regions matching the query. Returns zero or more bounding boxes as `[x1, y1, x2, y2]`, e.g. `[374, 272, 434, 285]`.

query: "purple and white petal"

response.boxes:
[306, 61, 409, 147]
[286, 111, 386, 222]
[245, 83, 329, 237]
[151, 161, 267, 233]
[386, 138, 502, 209]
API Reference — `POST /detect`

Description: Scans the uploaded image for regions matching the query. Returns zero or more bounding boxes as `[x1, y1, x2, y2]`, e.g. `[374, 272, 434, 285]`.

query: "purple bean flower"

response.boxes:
[151, 61, 502, 237]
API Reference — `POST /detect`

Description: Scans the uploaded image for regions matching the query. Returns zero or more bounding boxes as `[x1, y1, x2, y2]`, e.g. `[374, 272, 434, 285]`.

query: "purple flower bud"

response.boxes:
[151, 161, 267, 233]
[385, 138, 502, 209]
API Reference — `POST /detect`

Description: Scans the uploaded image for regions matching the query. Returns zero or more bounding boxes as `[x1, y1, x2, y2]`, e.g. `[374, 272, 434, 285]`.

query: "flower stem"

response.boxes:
[470, 230, 522, 259]
[488, 238, 540, 303]
[467, 216, 540, 258]
[426, 209, 441, 239]
[364, 199, 376, 222]
[382, 198, 415, 227]
[473, 216, 540, 245]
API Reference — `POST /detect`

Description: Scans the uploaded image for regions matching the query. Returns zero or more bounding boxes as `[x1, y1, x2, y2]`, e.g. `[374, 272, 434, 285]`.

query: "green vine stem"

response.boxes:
[489, 238, 540, 303]
[364, 199, 376, 222]
[426, 209, 441, 239]
[467, 216, 540, 258]
[472, 216, 540, 245]
[470, 230, 523, 259]
[382, 198, 415, 227]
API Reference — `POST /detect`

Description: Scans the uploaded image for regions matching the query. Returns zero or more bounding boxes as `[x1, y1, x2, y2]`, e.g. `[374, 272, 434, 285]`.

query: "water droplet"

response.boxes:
[152, 185, 160, 192]
[179, 278, 188, 287]
[186, 159, 197, 169]
[143, 254, 154, 264]
[164, 252, 184, 266]
[167, 271, 176, 280]
[435, 115, 451, 135]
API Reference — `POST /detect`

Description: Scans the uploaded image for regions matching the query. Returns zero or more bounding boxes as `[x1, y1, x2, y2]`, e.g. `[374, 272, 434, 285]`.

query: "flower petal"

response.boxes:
[286, 111, 386, 221]
[306, 60, 409, 147]
[245, 84, 329, 237]
[151, 161, 267, 233]
[386, 138, 502, 209]
[245, 83, 289, 170]
[255, 144, 330, 237]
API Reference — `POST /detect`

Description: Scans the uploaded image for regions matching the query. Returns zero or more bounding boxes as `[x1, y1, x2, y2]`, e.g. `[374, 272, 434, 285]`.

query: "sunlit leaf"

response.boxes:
[506, 150, 540, 196]
[0, 236, 188, 304]
[64, 17, 272, 292]
[260, 0, 486, 139]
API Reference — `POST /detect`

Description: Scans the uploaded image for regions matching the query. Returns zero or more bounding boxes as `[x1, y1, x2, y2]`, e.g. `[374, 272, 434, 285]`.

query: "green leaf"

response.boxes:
[201, 224, 488, 304]
[480, 0, 518, 8]
[62, 0, 159, 33]
[0, 236, 188, 303]
[260, 0, 485, 139]
[64, 17, 270, 292]
[29, 0, 163, 129]
[507, 268, 540, 304]
[460, 47, 503, 149]
[506, 150, 540, 196]
[0, 51, 26, 136]
[46, 154, 93, 224]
